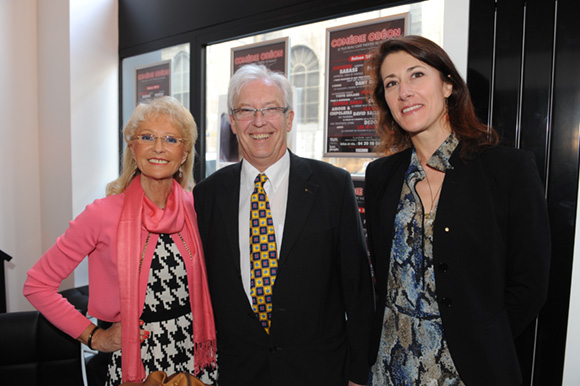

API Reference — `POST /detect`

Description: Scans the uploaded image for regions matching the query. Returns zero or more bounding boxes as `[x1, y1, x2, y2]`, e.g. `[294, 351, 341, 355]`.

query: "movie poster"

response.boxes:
[325, 15, 408, 156]
[135, 60, 171, 105]
[231, 38, 288, 75]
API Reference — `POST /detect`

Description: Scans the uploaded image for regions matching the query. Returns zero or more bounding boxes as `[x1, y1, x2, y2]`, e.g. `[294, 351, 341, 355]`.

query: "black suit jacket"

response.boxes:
[194, 152, 374, 386]
[364, 144, 551, 386]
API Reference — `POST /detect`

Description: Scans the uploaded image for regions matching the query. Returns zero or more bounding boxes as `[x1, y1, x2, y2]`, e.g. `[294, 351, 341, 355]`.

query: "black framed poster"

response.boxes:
[231, 37, 289, 75]
[325, 14, 408, 156]
[135, 60, 172, 105]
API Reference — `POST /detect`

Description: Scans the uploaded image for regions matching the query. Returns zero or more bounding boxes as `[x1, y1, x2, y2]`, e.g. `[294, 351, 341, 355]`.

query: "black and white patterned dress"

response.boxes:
[106, 234, 218, 386]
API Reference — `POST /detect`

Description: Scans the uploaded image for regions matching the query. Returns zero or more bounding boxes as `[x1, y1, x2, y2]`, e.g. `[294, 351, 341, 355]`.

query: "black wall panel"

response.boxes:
[468, 1, 579, 385]
[466, 0, 495, 127]
[119, 0, 303, 49]
[492, 0, 524, 147]
[519, 0, 555, 182]
[534, 0, 580, 384]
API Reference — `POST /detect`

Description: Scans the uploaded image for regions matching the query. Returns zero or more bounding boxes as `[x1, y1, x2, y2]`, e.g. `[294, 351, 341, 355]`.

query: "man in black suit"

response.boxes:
[194, 64, 373, 386]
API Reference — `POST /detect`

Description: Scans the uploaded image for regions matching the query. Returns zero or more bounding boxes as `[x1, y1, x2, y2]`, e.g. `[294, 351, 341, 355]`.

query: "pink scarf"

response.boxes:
[117, 175, 216, 382]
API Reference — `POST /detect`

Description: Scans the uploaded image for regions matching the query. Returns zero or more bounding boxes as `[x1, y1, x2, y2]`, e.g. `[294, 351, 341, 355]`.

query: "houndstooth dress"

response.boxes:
[106, 233, 218, 386]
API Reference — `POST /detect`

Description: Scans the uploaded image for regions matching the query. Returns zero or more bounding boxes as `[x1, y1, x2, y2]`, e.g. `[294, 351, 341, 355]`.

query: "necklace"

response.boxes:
[138, 232, 192, 274]
[423, 171, 443, 219]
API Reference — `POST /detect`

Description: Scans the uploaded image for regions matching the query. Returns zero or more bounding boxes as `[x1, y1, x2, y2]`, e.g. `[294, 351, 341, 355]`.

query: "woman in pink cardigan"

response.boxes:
[24, 96, 217, 385]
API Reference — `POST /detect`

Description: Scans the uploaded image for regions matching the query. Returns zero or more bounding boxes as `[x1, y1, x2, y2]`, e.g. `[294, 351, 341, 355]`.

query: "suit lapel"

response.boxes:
[216, 163, 243, 272]
[368, 150, 410, 304]
[434, 144, 480, 227]
[278, 153, 317, 267]
[377, 151, 409, 254]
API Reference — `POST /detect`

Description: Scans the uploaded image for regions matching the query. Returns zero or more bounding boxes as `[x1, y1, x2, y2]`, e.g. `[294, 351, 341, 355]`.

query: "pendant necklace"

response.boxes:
[424, 171, 443, 220]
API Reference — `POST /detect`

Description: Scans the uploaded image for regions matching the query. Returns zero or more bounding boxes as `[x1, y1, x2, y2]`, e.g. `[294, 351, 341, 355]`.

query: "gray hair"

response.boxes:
[227, 64, 293, 112]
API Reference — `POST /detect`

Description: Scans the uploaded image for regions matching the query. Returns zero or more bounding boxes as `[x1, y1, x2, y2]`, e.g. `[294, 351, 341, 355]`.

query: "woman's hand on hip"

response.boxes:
[79, 320, 150, 352]
[90, 322, 122, 352]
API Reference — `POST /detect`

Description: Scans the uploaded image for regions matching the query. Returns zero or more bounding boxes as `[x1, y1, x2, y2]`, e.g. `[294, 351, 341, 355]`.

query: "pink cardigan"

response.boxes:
[23, 191, 197, 339]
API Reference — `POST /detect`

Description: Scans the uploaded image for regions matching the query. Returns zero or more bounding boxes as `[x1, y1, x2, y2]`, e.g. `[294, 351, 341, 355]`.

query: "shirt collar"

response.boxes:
[407, 132, 459, 178]
[241, 149, 290, 193]
[425, 132, 459, 172]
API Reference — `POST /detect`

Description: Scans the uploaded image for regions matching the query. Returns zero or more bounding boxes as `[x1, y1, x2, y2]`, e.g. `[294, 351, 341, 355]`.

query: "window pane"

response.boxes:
[122, 43, 190, 153]
[293, 73, 306, 88]
[205, 0, 467, 176]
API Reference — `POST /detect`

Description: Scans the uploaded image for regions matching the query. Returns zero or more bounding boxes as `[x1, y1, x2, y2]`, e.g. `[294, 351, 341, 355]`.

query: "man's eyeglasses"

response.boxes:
[132, 134, 184, 146]
[231, 106, 289, 121]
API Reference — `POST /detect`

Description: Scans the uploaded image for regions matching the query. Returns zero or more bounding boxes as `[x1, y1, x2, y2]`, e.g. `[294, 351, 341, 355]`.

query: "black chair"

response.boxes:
[60, 285, 89, 314]
[1, 286, 111, 386]
[0, 309, 85, 386]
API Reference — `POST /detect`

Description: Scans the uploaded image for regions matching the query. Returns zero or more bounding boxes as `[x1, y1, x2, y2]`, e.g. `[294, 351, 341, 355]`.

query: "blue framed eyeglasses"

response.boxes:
[132, 134, 184, 146]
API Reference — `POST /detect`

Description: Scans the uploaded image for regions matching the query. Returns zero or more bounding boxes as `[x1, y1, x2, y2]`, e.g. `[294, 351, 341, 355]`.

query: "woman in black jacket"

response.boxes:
[364, 35, 550, 386]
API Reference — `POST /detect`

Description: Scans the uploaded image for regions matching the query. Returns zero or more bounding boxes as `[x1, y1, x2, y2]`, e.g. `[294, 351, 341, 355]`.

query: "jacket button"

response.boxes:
[269, 345, 279, 354]
[441, 297, 453, 307]
[438, 263, 448, 272]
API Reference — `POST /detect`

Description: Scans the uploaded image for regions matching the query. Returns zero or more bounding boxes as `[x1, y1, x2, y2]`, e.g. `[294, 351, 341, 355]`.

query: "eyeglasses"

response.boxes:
[231, 106, 289, 121]
[132, 134, 184, 146]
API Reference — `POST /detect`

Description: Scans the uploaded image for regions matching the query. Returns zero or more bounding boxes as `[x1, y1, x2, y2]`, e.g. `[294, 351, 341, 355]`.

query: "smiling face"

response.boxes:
[129, 114, 188, 186]
[230, 79, 293, 172]
[381, 51, 453, 140]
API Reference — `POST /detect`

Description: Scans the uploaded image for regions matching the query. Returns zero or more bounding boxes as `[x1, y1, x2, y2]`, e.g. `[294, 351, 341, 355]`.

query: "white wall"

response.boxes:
[0, 0, 118, 312]
[442, 0, 469, 82]
[563, 171, 580, 384]
[69, 0, 120, 284]
[37, 0, 74, 294]
[0, 0, 42, 312]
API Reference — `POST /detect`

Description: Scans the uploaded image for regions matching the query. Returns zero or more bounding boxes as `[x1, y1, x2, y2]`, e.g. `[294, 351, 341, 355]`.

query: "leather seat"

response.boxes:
[0, 309, 85, 386]
[1, 285, 110, 385]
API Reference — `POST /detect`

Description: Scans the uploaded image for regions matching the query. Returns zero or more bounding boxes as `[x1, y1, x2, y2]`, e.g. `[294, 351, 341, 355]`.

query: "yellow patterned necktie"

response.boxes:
[250, 173, 278, 334]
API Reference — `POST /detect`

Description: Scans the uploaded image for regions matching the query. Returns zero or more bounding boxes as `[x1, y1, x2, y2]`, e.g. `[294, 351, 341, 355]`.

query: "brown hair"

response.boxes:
[366, 35, 498, 157]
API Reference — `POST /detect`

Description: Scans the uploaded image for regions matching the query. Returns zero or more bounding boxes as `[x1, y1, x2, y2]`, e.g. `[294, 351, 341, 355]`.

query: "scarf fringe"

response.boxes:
[193, 339, 218, 375]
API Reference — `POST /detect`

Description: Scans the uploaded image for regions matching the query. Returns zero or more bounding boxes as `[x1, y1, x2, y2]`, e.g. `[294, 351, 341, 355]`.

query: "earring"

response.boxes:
[179, 167, 183, 178]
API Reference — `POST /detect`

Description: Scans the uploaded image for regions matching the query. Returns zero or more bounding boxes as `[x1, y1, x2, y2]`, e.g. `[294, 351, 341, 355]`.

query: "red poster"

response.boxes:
[325, 15, 408, 155]
[135, 60, 172, 105]
[231, 38, 288, 75]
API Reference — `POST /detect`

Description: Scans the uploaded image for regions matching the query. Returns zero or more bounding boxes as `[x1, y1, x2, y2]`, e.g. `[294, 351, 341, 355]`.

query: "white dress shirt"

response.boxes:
[238, 150, 290, 304]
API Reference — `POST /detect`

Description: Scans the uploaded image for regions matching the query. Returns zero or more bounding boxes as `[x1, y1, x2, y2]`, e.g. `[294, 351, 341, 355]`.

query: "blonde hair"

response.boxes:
[106, 96, 197, 195]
